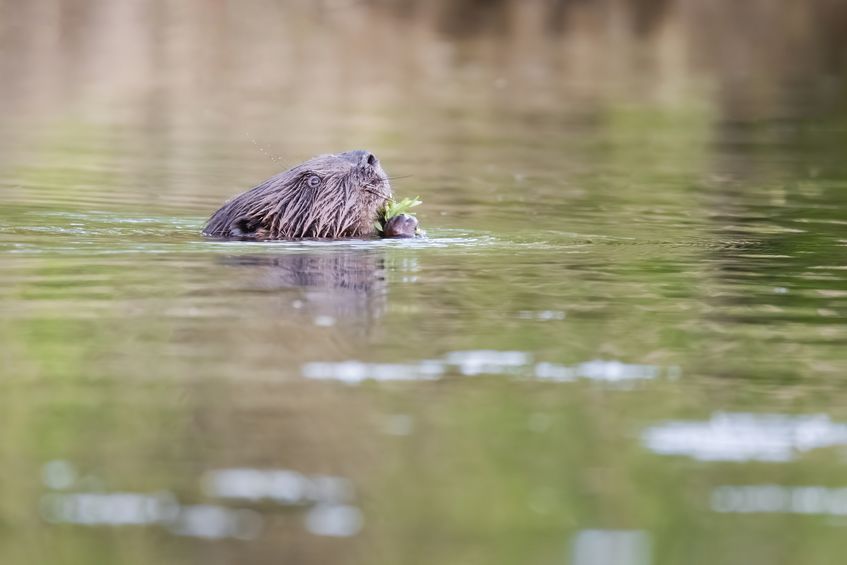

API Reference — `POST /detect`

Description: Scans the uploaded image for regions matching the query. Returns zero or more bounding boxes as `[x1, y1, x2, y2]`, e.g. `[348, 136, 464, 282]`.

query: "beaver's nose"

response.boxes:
[339, 150, 378, 168]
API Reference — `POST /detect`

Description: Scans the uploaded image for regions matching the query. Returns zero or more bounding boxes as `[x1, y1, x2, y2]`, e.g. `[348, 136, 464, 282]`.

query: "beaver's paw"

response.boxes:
[382, 214, 419, 238]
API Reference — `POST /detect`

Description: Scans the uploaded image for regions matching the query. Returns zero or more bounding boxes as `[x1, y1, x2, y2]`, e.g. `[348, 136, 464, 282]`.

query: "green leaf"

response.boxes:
[378, 196, 423, 225]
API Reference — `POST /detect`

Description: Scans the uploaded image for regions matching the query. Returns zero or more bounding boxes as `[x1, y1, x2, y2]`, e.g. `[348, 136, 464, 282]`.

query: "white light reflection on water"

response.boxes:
[169, 505, 264, 540]
[535, 360, 670, 383]
[517, 310, 566, 320]
[303, 350, 676, 384]
[39, 492, 263, 539]
[304, 504, 364, 537]
[446, 350, 531, 376]
[712, 485, 847, 516]
[39, 462, 365, 539]
[711, 485, 847, 516]
[571, 530, 652, 565]
[642, 413, 847, 462]
[40, 492, 179, 526]
[302, 360, 444, 382]
[42, 459, 77, 490]
[203, 469, 364, 538]
[202, 468, 354, 505]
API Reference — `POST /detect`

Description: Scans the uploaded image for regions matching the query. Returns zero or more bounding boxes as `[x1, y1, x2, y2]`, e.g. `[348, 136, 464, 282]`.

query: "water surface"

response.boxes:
[2, 2, 847, 564]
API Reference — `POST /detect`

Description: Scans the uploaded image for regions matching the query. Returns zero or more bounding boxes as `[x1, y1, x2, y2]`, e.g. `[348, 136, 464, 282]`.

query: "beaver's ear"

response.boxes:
[231, 215, 261, 238]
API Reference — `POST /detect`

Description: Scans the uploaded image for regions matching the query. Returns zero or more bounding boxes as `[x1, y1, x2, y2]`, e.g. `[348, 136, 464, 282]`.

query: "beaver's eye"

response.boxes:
[306, 174, 321, 188]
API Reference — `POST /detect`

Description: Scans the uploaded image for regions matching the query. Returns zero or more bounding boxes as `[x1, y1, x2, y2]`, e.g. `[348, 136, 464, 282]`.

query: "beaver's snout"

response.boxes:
[338, 150, 379, 168]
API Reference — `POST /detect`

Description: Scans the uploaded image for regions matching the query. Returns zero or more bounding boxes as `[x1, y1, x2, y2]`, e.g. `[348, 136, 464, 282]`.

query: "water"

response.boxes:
[2, 1, 847, 564]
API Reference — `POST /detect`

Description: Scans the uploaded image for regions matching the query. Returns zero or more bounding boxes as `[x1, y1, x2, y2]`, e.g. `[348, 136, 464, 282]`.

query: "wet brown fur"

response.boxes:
[204, 150, 391, 240]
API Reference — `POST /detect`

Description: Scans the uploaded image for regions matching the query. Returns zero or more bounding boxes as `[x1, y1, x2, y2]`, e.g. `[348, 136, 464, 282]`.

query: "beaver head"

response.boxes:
[204, 150, 391, 240]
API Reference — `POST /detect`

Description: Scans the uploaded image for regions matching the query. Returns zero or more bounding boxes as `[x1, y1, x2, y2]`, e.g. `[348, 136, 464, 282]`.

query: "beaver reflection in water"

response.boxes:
[204, 150, 416, 240]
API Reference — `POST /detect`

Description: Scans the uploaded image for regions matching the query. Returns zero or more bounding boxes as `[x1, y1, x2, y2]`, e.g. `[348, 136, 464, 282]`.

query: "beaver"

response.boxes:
[204, 150, 392, 240]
